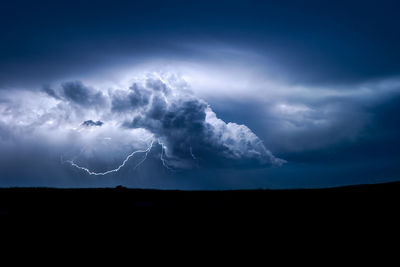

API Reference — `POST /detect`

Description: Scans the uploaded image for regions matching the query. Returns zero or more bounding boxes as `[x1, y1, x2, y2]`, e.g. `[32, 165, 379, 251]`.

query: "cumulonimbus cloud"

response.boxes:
[112, 74, 286, 168]
[6, 73, 285, 174]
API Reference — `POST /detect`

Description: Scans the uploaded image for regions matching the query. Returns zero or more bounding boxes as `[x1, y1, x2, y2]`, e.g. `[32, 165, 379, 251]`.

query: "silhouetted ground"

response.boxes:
[1, 181, 400, 219]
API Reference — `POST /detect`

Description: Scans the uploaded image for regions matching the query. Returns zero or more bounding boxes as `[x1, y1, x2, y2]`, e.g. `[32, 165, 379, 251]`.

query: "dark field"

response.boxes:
[1, 181, 400, 218]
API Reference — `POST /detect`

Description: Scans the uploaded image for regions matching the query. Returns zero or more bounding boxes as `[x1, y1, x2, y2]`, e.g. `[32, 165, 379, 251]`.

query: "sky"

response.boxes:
[1, 0, 400, 189]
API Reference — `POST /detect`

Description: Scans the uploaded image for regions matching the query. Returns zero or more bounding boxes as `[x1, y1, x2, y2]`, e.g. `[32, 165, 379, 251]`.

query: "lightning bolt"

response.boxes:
[67, 140, 154, 175]
[157, 139, 173, 171]
[67, 138, 177, 175]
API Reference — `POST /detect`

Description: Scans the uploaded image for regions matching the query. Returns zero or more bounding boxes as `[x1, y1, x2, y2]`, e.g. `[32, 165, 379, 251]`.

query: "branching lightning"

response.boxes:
[67, 137, 176, 175]
[67, 140, 154, 175]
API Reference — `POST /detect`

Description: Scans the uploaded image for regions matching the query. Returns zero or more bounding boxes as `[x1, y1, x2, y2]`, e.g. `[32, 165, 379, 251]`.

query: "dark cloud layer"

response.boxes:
[61, 81, 107, 108]
[116, 77, 284, 168]
[41, 80, 108, 114]
[111, 84, 151, 112]
[1, 1, 399, 87]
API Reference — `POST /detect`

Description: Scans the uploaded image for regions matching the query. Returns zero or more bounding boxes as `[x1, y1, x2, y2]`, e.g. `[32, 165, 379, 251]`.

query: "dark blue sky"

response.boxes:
[0, 0, 400, 188]
[2, 0, 399, 85]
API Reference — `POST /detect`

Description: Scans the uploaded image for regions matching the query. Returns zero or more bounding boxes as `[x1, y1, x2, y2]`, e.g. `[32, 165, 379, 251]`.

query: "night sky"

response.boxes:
[1, 0, 400, 189]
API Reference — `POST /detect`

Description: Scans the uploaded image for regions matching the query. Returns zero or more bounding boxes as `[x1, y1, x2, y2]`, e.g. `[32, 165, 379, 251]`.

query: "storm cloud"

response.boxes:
[1, 0, 400, 189]
[0, 73, 284, 183]
[43, 81, 108, 109]
[119, 76, 284, 168]
[1, 71, 400, 188]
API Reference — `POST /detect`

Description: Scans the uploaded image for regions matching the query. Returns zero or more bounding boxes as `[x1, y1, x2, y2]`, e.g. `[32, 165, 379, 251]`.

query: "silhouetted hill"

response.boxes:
[1, 181, 400, 218]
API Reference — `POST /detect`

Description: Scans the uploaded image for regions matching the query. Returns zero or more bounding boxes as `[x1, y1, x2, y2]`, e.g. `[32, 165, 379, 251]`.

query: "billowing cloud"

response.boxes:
[111, 83, 152, 112]
[43, 81, 108, 109]
[115, 74, 285, 169]
[0, 73, 284, 181]
[120, 76, 285, 168]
